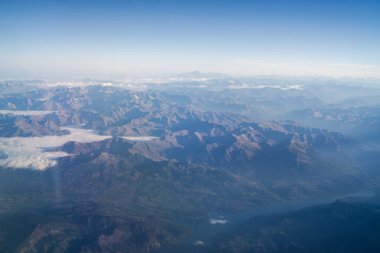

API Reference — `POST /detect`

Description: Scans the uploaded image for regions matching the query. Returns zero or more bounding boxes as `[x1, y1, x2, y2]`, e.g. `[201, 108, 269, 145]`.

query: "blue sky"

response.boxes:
[0, 0, 379, 79]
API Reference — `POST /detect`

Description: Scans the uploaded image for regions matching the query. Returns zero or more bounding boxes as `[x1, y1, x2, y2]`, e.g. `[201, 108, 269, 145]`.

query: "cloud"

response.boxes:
[193, 240, 205, 246]
[0, 110, 56, 116]
[221, 59, 380, 78]
[120, 136, 158, 142]
[209, 218, 228, 224]
[0, 127, 111, 170]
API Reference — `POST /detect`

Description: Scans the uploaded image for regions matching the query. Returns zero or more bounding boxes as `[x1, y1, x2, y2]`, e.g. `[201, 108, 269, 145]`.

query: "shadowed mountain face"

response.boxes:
[132, 121, 350, 173]
[56, 137, 274, 214]
[0, 114, 68, 137]
[208, 200, 380, 253]
[0, 82, 379, 253]
[0, 137, 271, 253]
[0, 202, 184, 253]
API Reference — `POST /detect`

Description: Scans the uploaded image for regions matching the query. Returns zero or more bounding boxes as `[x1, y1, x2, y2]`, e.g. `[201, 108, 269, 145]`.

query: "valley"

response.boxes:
[0, 77, 379, 253]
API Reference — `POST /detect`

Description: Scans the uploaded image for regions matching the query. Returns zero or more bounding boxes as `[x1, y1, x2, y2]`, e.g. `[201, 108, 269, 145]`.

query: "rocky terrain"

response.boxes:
[0, 81, 379, 253]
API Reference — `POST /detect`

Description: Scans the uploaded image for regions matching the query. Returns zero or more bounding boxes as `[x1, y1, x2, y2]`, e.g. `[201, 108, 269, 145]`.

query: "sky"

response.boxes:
[0, 0, 379, 79]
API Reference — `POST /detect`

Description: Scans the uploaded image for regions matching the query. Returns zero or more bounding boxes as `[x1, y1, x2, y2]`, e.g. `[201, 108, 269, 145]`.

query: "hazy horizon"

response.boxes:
[1, 0, 379, 79]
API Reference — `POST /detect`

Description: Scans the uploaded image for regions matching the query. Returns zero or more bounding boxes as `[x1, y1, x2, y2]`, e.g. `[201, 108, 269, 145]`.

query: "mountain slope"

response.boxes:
[209, 200, 380, 253]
